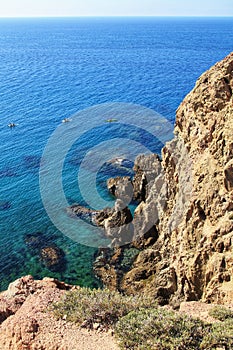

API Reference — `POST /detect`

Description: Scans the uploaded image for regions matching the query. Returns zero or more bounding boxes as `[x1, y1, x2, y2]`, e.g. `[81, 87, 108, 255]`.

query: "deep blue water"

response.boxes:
[0, 17, 232, 290]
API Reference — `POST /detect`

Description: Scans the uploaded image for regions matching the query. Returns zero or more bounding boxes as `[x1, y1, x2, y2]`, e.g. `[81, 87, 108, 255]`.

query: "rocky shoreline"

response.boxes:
[0, 53, 232, 348]
[92, 52, 233, 306]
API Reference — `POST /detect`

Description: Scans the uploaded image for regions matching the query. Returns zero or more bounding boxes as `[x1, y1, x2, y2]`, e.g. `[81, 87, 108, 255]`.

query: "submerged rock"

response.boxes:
[24, 232, 47, 251]
[23, 155, 42, 170]
[40, 246, 66, 272]
[24, 232, 66, 272]
[0, 201, 11, 211]
[0, 167, 17, 178]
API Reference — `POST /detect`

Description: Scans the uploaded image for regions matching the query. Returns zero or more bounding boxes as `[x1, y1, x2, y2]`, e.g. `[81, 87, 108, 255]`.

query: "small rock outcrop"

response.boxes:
[94, 53, 233, 306]
[68, 200, 133, 246]
[107, 176, 133, 203]
[40, 245, 66, 271]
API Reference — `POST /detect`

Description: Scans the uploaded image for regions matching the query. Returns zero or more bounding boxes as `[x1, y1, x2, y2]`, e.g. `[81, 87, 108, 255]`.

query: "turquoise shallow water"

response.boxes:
[0, 17, 233, 290]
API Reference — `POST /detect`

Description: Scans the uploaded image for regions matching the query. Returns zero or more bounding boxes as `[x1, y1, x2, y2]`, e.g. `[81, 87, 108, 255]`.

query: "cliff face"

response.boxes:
[95, 53, 233, 306]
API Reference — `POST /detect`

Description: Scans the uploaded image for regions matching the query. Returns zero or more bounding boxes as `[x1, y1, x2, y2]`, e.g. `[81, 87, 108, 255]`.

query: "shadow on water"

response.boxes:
[0, 167, 18, 178]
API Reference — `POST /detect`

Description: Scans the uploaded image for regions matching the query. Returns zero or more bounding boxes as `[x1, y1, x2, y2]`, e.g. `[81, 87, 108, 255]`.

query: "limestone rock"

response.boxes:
[107, 176, 133, 203]
[68, 201, 133, 247]
[95, 52, 233, 306]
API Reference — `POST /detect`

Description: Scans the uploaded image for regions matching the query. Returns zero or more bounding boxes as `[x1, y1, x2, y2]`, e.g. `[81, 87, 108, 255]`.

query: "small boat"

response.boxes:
[62, 118, 71, 123]
[8, 123, 16, 128]
[105, 118, 118, 123]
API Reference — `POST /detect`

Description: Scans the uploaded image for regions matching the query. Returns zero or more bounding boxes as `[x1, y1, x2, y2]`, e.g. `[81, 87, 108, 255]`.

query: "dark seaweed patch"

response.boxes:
[0, 167, 17, 178]
[0, 201, 11, 211]
[23, 155, 42, 170]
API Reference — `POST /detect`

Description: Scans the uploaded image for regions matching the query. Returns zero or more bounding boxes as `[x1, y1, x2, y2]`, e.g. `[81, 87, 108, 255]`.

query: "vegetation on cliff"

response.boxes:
[1, 52, 233, 350]
[52, 287, 157, 328]
[52, 287, 233, 349]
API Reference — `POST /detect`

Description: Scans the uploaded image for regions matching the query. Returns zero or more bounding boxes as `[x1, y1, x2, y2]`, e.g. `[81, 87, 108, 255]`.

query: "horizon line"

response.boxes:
[0, 15, 232, 19]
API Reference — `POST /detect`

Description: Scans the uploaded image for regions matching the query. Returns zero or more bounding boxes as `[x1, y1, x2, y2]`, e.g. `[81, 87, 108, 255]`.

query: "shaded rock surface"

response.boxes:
[132, 153, 162, 202]
[106, 154, 161, 204]
[94, 53, 233, 306]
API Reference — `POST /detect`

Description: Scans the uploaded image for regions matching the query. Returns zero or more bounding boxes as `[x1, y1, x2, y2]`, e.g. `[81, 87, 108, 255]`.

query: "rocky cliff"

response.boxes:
[0, 53, 232, 349]
[94, 52, 233, 306]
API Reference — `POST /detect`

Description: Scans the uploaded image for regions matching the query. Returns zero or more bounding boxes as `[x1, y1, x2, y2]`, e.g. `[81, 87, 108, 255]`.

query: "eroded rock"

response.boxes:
[94, 52, 233, 306]
[107, 176, 133, 203]
[68, 200, 133, 247]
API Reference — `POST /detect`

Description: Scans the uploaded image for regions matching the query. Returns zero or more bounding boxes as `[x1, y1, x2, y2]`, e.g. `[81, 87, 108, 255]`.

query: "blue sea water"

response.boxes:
[0, 17, 232, 290]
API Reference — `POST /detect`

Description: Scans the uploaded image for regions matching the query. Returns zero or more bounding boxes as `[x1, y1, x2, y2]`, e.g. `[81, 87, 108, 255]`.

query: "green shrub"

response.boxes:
[201, 319, 233, 350]
[115, 307, 206, 350]
[52, 287, 157, 329]
[208, 306, 233, 321]
[52, 288, 233, 349]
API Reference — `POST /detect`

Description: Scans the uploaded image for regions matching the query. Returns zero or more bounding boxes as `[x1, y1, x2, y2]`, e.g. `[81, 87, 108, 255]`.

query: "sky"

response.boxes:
[0, 0, 232, 17]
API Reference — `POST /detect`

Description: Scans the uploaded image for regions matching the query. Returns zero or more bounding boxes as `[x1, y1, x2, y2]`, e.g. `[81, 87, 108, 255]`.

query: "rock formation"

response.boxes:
[94, 52, 233, 306]
[107, 176, 133, 203]
[0, 53, 232, 350]
[0, 276, 119, 350]
[40, 246, 66, 272]
[67, 200, 133, 247]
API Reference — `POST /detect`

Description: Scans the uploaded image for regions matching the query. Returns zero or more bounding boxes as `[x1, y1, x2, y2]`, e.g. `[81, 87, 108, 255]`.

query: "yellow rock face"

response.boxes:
[97, 53, 233, 306]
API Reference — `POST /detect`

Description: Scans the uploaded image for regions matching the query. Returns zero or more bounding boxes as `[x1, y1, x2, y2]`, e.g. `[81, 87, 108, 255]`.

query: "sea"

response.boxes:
[0, 17, 232, 290]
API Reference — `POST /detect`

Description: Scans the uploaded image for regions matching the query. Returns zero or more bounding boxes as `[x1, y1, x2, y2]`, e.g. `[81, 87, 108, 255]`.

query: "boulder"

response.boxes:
[24, 232, 66, 272]
[0, 201, 11, 211]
